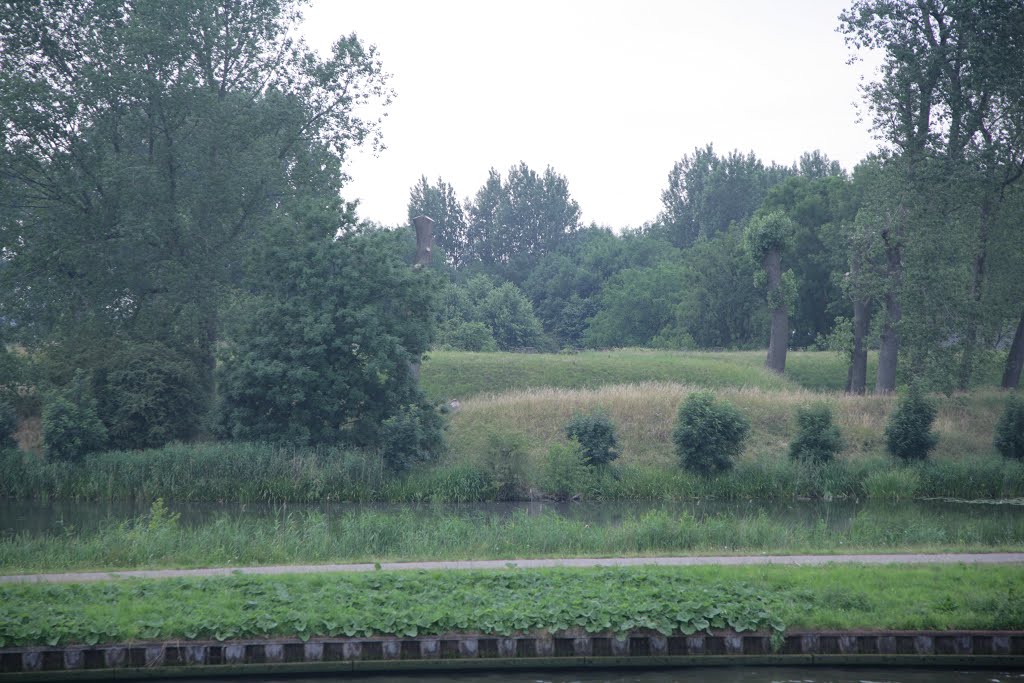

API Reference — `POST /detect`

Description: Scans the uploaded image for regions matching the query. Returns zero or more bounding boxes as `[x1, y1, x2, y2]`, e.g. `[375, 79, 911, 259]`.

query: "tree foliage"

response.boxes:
[658, 145, 793, 248]
[463, 163, 581, 273]
[217, 228, 440, 448]
[0, 0, 392, 420]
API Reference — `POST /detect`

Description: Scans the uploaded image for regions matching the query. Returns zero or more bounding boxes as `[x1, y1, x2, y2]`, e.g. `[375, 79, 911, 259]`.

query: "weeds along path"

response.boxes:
[4, 553, 1023, 584]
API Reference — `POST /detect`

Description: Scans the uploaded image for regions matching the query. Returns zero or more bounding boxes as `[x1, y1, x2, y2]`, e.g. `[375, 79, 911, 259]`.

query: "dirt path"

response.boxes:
[3, 552, 1023, 584]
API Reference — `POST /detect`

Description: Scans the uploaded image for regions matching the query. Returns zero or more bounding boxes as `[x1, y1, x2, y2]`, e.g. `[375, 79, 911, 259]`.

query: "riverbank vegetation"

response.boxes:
[3, 502, 1024, 573]
[2, 564, 1021, 647]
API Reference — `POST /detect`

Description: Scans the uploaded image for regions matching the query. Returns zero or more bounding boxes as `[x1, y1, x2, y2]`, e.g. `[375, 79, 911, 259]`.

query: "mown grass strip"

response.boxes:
[3, 504, 1024, 573]
[1, 565, 1021, 648]
[420, 349, 797, 401]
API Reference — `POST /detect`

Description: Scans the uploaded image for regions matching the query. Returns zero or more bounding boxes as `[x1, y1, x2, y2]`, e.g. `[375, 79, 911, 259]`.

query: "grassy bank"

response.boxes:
[3, 445, 1023, 504]
[3, 444, 1023, 504]
[421, 349, 798, 401]
[447, 383, 1008, 467]
[3, 350, 1017, 504]
[1, 564, 1021, 647]
[3, 502, 1024, 573]
[422, 348, 1008, 399]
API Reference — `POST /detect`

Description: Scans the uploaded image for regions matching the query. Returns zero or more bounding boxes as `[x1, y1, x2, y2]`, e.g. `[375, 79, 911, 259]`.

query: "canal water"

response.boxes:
[139, 667, 1024, 682]
[2, 497, 1023, 537]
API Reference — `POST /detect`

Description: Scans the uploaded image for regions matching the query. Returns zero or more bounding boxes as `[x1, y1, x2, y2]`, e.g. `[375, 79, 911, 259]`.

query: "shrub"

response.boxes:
[885, 385, 938, 461]
[541, 441, 592, 500]
[94, 342, 207, 450]
[441, 321, 498, 352]
[0, 398, 17, 450]
[564, 409, 619, 466]
[995, 393, 1024, 460]
[42, 374, 107, 462]
[379, 403, 446, 472]
[481, 430, 530, 501]
[788, 402, 843, 463]
[672, 391, 749, 475]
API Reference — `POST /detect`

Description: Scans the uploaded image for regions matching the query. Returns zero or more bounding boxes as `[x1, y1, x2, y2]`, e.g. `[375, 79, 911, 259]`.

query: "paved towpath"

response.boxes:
[3, 553, 1023, 584]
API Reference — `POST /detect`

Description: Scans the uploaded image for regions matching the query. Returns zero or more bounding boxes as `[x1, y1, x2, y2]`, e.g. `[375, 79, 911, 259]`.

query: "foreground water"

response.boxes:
[143, 668, 1024, 682]
[2, 497, 1023, 537]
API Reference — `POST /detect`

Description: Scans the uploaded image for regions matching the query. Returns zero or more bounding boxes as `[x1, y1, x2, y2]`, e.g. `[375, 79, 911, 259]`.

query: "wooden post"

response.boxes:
[409, 215, 435, 382]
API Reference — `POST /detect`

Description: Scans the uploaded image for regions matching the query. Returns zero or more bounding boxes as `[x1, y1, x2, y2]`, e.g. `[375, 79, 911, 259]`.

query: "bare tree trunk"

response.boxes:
[408, 215, 434, 382]
[875, 237, 902, 394]
[1003, 309, 1024, 389]
[763, 249, 787, 374]
[849, 297, 871, 394]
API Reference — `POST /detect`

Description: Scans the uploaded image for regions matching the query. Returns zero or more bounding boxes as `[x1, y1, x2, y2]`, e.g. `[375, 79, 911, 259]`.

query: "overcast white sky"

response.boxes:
[301, 1, 880, 230]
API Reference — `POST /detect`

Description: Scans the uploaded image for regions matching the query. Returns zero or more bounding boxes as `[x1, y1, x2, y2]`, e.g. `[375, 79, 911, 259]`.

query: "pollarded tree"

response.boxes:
[744, 211, 797, 373]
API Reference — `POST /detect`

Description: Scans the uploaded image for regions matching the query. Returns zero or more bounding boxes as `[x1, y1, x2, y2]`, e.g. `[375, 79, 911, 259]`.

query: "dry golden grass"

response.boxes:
[447, 382, 1002, 466]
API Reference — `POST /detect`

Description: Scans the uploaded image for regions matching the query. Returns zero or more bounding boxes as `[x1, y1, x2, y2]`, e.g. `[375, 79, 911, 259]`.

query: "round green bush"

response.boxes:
[789, 402, 843, 463]
[441, 321, 498, 352]
[672, 391, 750, 475]
[885, 385, 938, 461]
[565, 409, 620, 466]
[994, 393, 1024, 460]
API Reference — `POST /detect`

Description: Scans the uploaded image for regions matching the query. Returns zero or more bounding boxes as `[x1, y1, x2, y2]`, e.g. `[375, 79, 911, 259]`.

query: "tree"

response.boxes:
[758, 167, 857, 348]
[745, 211, 797, 373]
[657, 145, 793, 248]
[583, 262, 691, 349]
[217, 227, 441, 447]
[840, 0, 1024, 391]
[407, 176, 468, 268]
[674, 229, 767, 350]
[463, 163, 581, 274]
[435, 276, 546, 351]
[477, 282, 547, 351]
[0, 0, 391, 429]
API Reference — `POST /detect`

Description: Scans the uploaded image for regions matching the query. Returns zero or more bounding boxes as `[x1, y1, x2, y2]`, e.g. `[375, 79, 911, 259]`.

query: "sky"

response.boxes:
[301, 1, 880, 230]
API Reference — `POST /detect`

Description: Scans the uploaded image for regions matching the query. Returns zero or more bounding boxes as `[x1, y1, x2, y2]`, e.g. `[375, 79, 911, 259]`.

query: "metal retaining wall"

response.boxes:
[2, 630, 1023, 680]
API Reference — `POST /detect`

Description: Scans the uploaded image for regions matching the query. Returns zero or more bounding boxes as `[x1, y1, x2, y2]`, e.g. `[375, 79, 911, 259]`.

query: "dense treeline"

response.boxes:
[1, 0, 1022, 465]
[411, 0, 1024, 395]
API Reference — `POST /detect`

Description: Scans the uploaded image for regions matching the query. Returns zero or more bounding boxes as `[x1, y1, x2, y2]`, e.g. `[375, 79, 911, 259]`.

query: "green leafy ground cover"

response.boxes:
[4, 504, 1024, 573]
[1, 565, 1021, 648]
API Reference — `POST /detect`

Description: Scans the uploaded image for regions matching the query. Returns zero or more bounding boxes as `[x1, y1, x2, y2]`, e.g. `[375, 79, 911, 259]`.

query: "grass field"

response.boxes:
[3, 502, 1023, 573]
[422, 348, 1005, 399]
[1, 565, 1021, 647]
